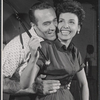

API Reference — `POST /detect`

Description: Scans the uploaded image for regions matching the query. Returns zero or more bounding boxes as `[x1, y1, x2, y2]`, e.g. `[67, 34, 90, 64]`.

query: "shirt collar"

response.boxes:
[29, 27, 44, 42]
[54, 39, 74, 52]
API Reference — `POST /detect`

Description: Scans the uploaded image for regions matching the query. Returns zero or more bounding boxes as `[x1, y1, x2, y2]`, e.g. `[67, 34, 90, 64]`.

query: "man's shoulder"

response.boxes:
[5, 32, 28, 47]
[3, 34, 25, 53]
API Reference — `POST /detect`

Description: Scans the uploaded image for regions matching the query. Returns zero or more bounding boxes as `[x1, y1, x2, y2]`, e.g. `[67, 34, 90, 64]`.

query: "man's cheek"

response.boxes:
[58, 25, 61, 30]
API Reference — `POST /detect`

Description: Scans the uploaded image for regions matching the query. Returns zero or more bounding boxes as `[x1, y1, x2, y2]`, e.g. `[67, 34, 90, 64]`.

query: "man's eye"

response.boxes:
[43, 22, 51, 26]
[54, 19, 57, 23]
[53, 20, 57, 25]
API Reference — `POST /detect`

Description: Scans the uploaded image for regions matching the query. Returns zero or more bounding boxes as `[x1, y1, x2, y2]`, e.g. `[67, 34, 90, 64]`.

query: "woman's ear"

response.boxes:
[78, 25, 81, 32]
[77, 25, 81, 34]
[78, 25, 81, 31]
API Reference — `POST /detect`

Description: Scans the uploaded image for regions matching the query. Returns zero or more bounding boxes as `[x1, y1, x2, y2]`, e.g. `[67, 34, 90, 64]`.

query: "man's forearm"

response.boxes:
[3, 78, 21, 94]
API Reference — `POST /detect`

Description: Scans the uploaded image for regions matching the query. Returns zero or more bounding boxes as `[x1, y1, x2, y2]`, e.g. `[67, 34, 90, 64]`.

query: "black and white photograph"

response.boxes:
[2, 0, 98, 100]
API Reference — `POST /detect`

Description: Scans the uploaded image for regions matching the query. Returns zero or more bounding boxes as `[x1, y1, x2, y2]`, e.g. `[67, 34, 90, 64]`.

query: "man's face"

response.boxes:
[34, 8, 57, 41]
[58, 12, 80, 41]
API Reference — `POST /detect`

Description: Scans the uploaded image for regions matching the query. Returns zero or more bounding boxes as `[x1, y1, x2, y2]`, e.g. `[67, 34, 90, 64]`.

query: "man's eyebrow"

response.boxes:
[44, 21, 51, 23]
[54, 18, 57, 20]
[43, 21, 51, 24]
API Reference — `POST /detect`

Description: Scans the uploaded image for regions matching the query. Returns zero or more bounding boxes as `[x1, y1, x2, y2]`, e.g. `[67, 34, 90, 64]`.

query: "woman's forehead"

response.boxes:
[59, 12, 78, 20]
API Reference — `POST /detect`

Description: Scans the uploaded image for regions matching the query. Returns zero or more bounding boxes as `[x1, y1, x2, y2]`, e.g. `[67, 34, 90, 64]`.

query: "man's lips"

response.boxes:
[48, 31, 55, 34]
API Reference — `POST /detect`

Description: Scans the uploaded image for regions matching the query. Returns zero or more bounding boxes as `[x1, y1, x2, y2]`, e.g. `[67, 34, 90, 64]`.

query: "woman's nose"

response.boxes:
[64, 23, 69, 28]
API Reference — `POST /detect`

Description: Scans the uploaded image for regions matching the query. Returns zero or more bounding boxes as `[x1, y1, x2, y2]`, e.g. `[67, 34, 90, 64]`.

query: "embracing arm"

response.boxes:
[20, 37, 40, 89]
[76, 68, 89, 100]
[3, 39, 23, 94]
[20, 51, 40, 89]
[3, 77, 21, 94]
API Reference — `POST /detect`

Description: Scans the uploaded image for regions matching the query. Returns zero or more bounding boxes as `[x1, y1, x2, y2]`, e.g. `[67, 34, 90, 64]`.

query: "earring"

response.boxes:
[77, 31, 80, 34]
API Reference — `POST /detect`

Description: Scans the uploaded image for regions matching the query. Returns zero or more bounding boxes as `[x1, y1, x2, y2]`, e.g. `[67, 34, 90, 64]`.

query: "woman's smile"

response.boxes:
[60, 30, 71, 36]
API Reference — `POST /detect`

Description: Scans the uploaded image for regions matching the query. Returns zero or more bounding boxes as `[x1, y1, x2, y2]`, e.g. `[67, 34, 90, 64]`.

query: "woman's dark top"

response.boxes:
[36, 39, 85, 100]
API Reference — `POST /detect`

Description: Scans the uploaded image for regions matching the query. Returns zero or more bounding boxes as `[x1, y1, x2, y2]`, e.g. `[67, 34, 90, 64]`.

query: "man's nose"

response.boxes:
[50, 23, 56, 31]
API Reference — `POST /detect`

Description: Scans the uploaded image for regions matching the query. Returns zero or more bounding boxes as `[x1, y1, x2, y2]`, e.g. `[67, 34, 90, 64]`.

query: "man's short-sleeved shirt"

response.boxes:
[3, 27, 43, 78]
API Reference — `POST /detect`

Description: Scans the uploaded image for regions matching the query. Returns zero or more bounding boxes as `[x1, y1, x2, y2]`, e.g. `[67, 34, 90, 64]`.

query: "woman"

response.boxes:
[23, 1, 89, 100]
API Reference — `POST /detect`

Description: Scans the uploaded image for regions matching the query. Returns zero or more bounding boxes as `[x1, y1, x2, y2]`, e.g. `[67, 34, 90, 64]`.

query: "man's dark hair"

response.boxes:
[29, 1, 55, 25]
[56, 1, 85, 27]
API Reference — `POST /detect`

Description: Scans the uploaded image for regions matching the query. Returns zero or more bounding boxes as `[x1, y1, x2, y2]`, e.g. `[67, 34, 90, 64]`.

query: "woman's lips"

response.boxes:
[60, 30, 70, 36]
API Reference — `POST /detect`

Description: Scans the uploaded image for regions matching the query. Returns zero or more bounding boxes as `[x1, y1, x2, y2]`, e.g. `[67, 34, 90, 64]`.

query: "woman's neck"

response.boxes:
[59, 38, 72, 48]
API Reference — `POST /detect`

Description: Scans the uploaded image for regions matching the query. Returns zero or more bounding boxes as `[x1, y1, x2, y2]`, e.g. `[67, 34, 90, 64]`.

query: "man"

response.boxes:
[3, 1, 60, 99]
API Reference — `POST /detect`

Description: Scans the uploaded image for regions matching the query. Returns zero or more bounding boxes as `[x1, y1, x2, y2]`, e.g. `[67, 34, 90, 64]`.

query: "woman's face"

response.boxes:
[58, 12, 80, 41]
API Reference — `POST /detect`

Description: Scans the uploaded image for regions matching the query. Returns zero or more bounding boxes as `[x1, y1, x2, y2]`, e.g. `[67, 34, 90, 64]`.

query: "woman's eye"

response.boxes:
[69, 21, 75, 24]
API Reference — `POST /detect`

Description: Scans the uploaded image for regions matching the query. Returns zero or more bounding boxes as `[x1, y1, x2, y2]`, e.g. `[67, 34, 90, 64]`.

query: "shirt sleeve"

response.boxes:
[36, 50, 45, 70]
[36, 42, 48, 70]
[3, 37, 25, 78]
[77, 51, 85, 72]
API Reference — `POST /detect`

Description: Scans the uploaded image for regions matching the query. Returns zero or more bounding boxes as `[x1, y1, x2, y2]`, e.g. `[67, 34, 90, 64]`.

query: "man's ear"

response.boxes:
[30, 22, 36, 29]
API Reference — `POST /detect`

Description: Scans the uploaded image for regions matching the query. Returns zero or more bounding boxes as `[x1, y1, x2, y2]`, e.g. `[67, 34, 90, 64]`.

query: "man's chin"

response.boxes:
[48, 36, 56, 41]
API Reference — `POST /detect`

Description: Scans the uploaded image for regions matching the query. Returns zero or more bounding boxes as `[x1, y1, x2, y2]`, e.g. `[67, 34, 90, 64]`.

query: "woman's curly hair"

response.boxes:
[56, 1, 85, 27]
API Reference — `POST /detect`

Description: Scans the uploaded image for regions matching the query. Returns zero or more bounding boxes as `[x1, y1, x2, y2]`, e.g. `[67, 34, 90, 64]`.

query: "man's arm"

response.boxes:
[18, 74, 61, 95]
[34, 75, 61, 95]
[3, 77, 21, 94]
[3, 37, 25, 94]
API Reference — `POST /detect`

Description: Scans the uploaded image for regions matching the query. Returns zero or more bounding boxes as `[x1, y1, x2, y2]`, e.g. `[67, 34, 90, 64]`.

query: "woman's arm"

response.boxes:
[16, 54, 40, 94]
[20, 37, 40, 89]
[76, 68, 89, 100]
[20, 52, 40, 89]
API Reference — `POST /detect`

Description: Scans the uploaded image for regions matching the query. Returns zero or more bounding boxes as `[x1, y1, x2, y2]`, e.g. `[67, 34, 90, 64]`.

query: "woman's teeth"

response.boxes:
[61, 31, 70, 35]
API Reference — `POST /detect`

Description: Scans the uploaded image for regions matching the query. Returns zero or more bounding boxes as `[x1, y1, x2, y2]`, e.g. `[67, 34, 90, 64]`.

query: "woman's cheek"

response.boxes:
[58, 24, 61, 30]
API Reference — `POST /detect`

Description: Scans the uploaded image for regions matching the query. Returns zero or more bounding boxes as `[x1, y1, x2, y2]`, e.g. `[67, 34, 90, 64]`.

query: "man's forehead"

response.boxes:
[34, 8, 56, 20]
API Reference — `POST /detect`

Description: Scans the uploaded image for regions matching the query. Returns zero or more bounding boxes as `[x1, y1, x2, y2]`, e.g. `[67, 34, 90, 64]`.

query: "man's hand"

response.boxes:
[3, 77, 21, 94]
[34, 75, 61, 95]
[28, 37, 41, 57]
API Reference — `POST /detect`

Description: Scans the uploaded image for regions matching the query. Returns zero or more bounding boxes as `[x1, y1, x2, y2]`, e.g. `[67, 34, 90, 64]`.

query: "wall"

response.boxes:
[72, 3, 97, 66]
[72, 4, 98, 80]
